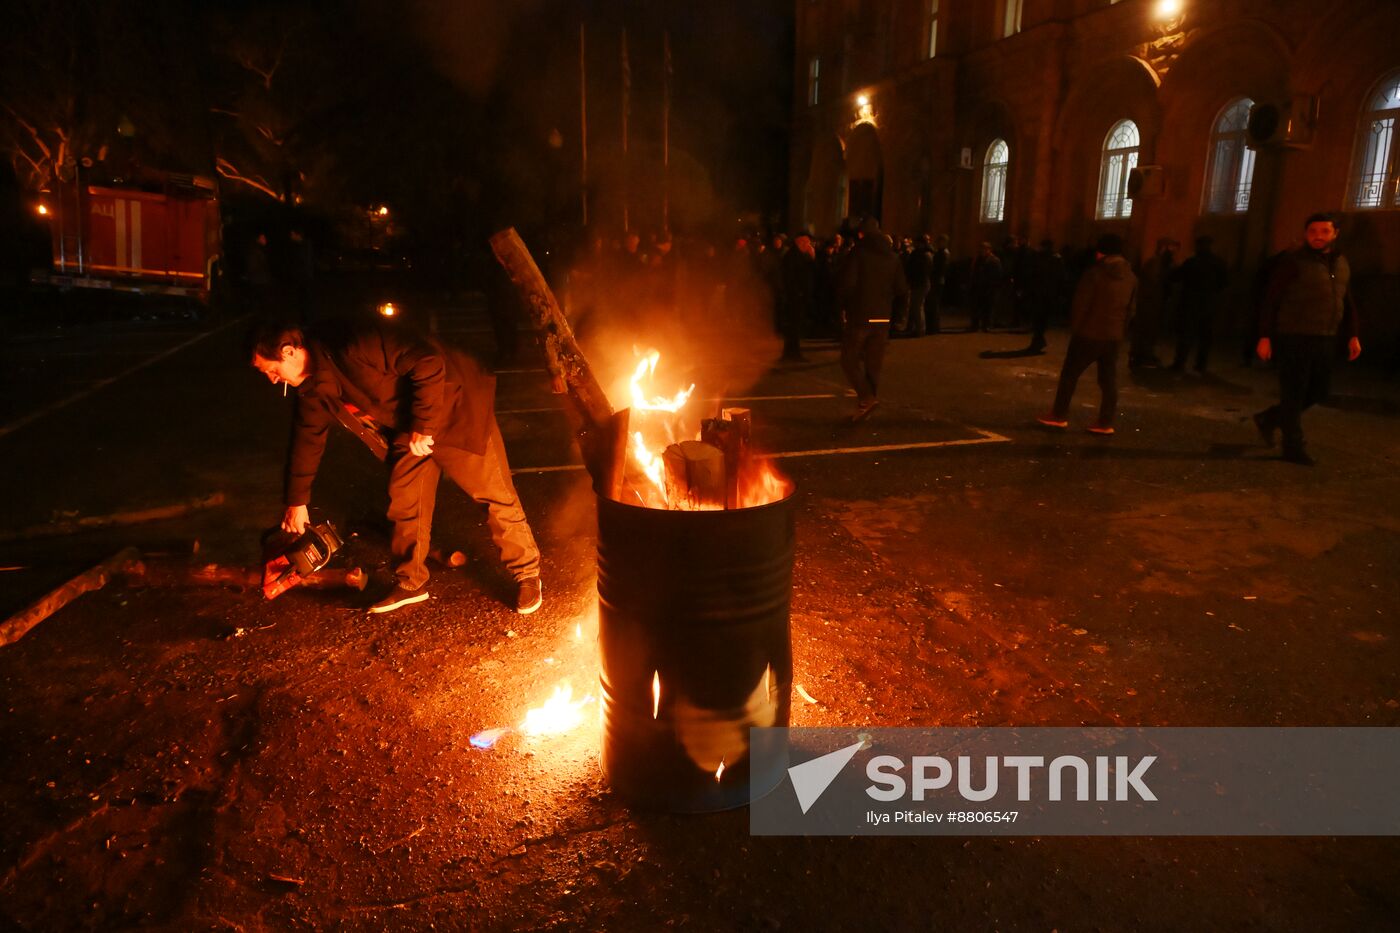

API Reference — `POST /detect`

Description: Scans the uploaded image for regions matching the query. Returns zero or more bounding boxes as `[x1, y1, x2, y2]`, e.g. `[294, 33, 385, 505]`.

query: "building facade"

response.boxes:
[790, 0, 1400, 337]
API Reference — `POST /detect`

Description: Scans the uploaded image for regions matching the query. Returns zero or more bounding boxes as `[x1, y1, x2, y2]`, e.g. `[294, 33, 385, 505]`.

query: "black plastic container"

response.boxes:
[597, 491, 795, 812]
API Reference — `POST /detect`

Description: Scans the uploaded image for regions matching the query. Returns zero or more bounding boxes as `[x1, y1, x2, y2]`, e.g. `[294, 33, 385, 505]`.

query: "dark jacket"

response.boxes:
[839, 233, 910, 325]
[1071, 255, 1138, 341]
[1258, 247, 1358, 339]
[1172, 250, 1229, 307]
[286, 318, 497, 506]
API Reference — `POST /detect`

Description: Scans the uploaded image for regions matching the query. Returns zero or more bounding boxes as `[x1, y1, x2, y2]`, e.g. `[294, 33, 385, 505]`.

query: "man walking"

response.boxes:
[838, 216, 910, 421]
[1170, 236, 1229, 373]
[1252, 213, 1362, 466]
[1038, 233, 1137, 434]
[249, 316, 544, 614]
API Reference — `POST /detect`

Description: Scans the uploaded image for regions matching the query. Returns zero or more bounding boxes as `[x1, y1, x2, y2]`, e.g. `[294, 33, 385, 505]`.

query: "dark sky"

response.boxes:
[0, 0, 795, 246]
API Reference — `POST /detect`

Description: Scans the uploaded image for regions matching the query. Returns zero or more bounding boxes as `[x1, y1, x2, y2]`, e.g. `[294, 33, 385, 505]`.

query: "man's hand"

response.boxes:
[1256, 337, 1271, 362]
[1348, 336, 1362, 361]
[409, 432, 435, 457]
[282, 505, 309, 535]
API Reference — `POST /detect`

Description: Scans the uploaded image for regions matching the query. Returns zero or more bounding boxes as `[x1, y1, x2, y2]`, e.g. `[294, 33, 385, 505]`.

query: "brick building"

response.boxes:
[789, 0, 1400, 341]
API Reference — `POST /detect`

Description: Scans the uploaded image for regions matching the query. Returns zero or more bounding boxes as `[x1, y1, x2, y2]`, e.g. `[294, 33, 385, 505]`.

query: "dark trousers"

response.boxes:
[1028, 295, 1052, 349]
[841, 322, 890, 405]
[926, 282, 943, 333]
[1258, 334, 1334, 454]
[904, 284, 929, 336]
[1052, 336, 1120, 426]
[1172, 306, 1215, 371]
[386, 422, 541, 590]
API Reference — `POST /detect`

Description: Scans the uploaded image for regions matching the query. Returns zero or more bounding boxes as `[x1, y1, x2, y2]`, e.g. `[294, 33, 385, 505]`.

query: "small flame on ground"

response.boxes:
[652, 670, 661, 720]
[520, 683, 592, 737]
[469, 727, 508, 749]
[715, 758, 726, 782]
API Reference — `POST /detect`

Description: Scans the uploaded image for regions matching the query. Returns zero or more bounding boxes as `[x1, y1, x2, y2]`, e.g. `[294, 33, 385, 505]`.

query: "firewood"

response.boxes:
[605, 408, 632, 503]
[663, 440, 726, 509]
[124, 560, 366, 592]
[703, 408, 751, 509]
[489, 228, 615, 485]
[0, 548, 143, 647]
[0, 494, 225, 543]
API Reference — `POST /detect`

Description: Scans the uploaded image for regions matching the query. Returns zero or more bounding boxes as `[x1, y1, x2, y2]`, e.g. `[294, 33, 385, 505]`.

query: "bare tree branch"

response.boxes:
[215, 157, 282, 201]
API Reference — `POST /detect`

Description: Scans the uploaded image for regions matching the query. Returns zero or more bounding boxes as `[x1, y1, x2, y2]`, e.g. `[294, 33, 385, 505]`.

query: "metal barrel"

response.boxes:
[597, 491, 795, 812]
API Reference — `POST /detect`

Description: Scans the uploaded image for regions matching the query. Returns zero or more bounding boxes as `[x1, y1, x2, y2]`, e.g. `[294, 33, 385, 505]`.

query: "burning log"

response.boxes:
[663, 440, 726, 509]
[701, 408, 751, 510]
[0, 493, 226, 543]
[489, 228, 616, 485]
[0, 548, 143, 648]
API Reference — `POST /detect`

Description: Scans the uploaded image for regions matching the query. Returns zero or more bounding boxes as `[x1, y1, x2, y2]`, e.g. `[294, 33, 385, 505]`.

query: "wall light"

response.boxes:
[1154, 0, 1183, 20]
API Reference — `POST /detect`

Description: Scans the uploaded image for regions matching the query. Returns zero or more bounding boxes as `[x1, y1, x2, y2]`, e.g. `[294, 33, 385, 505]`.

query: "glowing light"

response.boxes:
[652, 671, 661, 720]
[715, 758, 726, 782]
[1154, 0, 1183, 19]
[377, 205, 389, 216]
[520, 683, 592, 736]
[575, 623, 583, 641]
[855, 93, 876, 126]
[36, 204, 48, 216]
[378, 302, 397, 317]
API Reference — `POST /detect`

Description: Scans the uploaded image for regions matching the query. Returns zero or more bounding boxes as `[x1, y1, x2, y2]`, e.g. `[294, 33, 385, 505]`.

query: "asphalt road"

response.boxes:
[1, 289, 1397, 930]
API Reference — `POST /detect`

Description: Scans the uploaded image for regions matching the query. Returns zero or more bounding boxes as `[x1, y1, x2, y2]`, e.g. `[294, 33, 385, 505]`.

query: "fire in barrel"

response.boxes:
[491, 229, 795, 812]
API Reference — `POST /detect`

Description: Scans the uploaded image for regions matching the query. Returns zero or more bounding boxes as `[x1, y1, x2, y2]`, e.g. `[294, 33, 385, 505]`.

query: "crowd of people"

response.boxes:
[552, 210, 1361, 460]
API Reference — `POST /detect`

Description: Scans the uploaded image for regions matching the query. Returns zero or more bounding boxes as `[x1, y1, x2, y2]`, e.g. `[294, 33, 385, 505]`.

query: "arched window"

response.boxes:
[1096, 119, 1140, 219]
[1203, 98, 1256, 214]
[1350, 71, 1400, 209]
[980, 138, 1009, 222]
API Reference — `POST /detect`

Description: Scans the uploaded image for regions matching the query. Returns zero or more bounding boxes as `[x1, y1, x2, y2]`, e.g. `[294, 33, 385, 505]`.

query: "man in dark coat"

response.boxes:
[780, 232, 816, 361]
[249, 316, 543, 614]
[838, 216, 910, 420]
[968, 242, 1003, 332]
[1038, 233, 1137, 434]
[901, 235, 934, 337]
[1169, 235, 1229, 373]
[1252, 213, 1362, 465]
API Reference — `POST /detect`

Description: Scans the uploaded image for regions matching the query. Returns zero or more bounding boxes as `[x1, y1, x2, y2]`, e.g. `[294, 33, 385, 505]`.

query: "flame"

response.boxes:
[574, 623, 582, 641]
[632, 431, 667, 493]
[619, 348, 791, 511]
[520, 682, 592, 737]
[630, 350, 694, 412]
[762, 664, 771, 701]
[652, 670, 661, 720]
[715, 758, 726, 782]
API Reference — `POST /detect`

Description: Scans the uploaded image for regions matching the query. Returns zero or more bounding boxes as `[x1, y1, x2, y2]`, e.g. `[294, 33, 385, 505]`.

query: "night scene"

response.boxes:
[2, 0, 1400, 929]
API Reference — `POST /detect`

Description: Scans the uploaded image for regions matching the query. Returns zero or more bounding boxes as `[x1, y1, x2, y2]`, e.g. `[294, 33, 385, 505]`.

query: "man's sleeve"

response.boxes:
[1258, 256, 1298, 339]
[286, 391, 332, 507]
[1341, 259, 1360, 342]
[1070, 269, 1095, 332]
[384, 331, 448, 437]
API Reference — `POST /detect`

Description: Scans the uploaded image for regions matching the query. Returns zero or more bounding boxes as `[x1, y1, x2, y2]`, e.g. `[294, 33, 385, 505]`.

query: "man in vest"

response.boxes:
[1253, 213, 1362, 466]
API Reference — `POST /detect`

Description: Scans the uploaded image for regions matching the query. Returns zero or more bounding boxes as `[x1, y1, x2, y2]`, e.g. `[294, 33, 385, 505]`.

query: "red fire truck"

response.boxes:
[33, 168, 222, 301]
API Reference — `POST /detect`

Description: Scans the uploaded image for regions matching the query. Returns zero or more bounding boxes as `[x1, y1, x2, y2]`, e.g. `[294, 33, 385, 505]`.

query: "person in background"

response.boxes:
[1038, 233, 1137, 435]
[1252, 213, 1361, 466]
[838, 216, 910, 421]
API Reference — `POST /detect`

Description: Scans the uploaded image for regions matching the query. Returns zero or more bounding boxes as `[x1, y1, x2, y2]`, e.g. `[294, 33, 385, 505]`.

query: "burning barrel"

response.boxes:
[597, 490, 794, 812]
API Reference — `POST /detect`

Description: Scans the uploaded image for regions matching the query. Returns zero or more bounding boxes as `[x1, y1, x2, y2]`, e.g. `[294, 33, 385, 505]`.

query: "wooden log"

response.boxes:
[429, 548, 467, 568]
[125, 560, 366, 592]
[0, 494, 225, 543]
[0, 548, 143, 647]
[489, 228, 614, 483]
[605, 408, 631, 503]
[703, 408, 751, 509]
[663, 440, 726, 509]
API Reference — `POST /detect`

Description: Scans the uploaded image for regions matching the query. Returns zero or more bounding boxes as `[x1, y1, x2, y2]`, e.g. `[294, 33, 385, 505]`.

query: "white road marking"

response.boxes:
[496, 393, 840, 416]
[509, 428, 1011, 475]
[0, 315, 248, 440]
